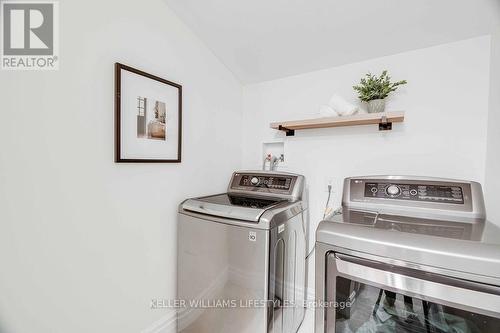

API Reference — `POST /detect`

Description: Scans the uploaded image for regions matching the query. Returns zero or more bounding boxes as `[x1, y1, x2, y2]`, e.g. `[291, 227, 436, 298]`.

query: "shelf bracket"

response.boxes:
[378, 116, 392, 131]
[278, 125, 295, 136]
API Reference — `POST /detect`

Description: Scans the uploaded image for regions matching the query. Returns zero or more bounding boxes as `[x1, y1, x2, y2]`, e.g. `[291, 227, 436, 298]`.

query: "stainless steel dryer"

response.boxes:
[315, 176, 500, 333]
[178, 171, 308, 333]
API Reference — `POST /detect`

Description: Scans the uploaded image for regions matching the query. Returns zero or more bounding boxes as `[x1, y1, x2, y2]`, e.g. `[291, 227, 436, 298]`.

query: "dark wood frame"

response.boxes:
[114, 63, 182, 163]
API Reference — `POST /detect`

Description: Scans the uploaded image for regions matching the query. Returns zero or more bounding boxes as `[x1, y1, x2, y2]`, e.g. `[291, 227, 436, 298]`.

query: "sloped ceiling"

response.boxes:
[164, 0, 500, 83]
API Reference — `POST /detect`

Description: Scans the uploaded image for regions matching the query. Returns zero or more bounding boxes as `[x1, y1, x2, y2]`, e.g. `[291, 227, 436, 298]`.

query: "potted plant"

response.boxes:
[353, 70, 407, 113]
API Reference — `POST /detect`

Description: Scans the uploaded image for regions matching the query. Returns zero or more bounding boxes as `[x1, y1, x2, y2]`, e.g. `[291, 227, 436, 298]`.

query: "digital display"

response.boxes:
[274, 178, 287, 186]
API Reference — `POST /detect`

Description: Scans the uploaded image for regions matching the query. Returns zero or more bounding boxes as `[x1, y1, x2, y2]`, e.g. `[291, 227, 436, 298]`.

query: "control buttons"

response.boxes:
[250, 177, 259, 185]
[386, 185, 401, 196]
[451, 187, 462, 199]
[364, 182, 465, 204]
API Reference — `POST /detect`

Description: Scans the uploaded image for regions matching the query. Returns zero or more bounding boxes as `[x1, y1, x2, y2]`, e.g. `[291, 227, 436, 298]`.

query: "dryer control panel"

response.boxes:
[364, 182, 464, 204]
[345, 176, 480, 216]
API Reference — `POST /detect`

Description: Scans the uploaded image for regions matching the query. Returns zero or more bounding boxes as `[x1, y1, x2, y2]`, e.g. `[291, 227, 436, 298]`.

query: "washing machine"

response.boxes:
[177, 171, 308, 333]
[315, 176, 500, 333]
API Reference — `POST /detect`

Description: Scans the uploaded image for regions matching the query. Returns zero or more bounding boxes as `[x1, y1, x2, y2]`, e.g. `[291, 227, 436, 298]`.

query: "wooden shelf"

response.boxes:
[270, 111, 405, 136]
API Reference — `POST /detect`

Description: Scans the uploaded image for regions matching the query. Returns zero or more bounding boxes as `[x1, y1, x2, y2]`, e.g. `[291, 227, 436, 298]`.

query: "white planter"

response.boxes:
[367, 99, 386, 113]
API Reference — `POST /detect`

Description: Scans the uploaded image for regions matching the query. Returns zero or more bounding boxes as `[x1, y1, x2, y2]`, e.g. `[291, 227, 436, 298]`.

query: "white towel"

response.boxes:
[318, 104, 339, 117]
[328, 94, 359, 116]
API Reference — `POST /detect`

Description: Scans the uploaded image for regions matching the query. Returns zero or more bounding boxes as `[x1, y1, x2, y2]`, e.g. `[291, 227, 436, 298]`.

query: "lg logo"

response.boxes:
[1, 1, 59, 70]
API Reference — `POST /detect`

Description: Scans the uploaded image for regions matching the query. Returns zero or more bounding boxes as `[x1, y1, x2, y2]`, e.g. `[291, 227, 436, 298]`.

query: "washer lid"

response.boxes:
[181, 193, 285, 222]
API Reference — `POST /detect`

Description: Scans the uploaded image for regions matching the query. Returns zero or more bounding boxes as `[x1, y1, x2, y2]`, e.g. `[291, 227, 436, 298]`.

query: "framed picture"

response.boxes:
[115, 63, 182, 163]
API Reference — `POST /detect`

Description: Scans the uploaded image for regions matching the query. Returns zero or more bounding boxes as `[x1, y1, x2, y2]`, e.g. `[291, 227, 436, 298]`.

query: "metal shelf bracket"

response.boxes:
[278, 125, 295, 136]
[378, 115, 392, 131]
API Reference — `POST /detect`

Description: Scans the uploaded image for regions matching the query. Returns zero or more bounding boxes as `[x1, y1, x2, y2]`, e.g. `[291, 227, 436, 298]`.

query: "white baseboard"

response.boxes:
[141, 310, 176, 333]
[141, 282, 315, 333]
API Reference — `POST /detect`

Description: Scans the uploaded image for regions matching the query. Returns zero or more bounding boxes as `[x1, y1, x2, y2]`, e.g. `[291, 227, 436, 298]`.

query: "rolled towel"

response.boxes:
[328, 94, 359, 116]
[318, 104, 338, 117]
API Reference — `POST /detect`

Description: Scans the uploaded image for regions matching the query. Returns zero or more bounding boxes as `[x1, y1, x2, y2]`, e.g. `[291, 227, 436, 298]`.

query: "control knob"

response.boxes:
[250, 177, 260, 185]
[386, 185, 401, 196]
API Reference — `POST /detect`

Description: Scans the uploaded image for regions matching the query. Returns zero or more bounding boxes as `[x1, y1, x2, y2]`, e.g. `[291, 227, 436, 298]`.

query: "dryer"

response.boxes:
[315, 176, 500, 333]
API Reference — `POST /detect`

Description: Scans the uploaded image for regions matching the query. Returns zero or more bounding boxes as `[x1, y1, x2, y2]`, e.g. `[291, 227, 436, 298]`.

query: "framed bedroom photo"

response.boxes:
[115, 63, 182, 163]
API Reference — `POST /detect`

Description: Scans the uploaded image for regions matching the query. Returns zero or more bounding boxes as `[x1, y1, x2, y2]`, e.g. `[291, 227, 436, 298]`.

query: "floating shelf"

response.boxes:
[270, 111, 405, 136]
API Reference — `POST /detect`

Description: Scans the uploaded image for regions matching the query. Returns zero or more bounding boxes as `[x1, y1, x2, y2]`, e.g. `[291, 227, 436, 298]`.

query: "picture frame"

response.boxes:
[114, 63, 182, 163]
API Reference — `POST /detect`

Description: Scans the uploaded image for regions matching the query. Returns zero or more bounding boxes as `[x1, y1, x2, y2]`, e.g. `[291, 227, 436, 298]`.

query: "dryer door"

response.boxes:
[325, 252, 500, 333]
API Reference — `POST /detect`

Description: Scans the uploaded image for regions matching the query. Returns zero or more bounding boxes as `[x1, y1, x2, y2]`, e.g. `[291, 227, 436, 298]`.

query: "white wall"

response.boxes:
[0, 2, 496, 331]
[0, 1, 241, 332]
[241, 36, 492, 293]
[485, 28, 500, 225]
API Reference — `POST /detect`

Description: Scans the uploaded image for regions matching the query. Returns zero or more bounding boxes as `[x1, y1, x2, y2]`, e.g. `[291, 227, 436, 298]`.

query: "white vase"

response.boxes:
[367, 99, 386, 113]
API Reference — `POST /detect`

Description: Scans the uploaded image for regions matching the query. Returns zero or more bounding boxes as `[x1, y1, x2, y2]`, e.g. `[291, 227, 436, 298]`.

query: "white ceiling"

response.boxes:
[164, 0, 500, 83]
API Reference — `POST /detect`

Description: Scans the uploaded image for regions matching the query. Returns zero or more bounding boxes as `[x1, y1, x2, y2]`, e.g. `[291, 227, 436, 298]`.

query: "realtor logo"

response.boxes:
[1, 1, 59, 70]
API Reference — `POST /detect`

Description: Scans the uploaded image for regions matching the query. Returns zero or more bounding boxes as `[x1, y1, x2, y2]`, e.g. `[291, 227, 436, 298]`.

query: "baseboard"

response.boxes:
[140, 285, 315, 333]
[141, 310, 176, 333]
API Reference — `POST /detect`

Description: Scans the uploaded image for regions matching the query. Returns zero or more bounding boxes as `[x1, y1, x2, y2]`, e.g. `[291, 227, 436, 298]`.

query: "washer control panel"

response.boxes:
[229, 172, 298, 196]
[238, 174, 293, 190]
[364, 182, 464, 204]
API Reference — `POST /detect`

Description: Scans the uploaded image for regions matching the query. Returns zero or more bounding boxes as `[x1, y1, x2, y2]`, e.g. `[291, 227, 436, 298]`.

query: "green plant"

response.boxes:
[353, 70, 407, 102]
